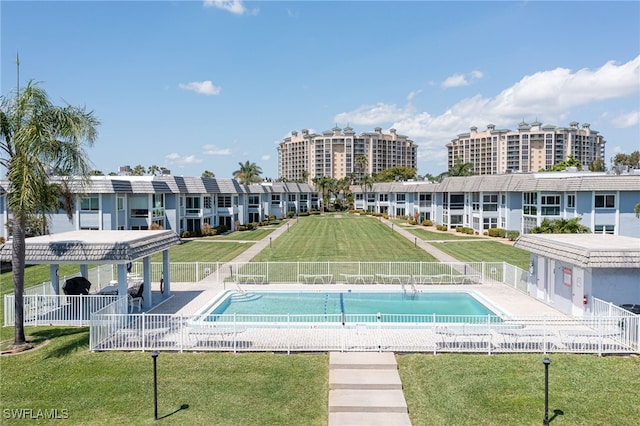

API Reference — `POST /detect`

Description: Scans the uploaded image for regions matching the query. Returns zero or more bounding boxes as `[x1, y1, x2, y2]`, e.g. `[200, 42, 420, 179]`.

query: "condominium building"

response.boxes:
[1, 171, 638, 240]
[278, 126, 417, 184]
[447, 121, 606, 175]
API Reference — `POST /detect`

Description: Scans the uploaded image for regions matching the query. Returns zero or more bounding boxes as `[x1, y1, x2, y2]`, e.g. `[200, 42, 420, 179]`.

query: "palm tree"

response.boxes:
[313, 176, 332, 212]
[201, 170, 215, 178]
[233, 160, 263, 185]
[1, 80, 99, 348]
[131, 164, 146, 176]
[355, 155, 368, 183]
[148, 164, 161, 176]
[448, 157, 474, 177]
[360, 174, 375, 212]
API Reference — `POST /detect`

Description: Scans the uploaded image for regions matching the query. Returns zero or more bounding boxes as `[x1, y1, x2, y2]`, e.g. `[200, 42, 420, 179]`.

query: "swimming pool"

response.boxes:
[203, 290, 502, 323]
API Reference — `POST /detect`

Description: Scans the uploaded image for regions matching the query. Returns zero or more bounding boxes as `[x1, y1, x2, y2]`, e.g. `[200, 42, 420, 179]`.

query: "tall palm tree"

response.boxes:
[360, 174, 375, 212]
[448, 157, 474, 177]
[233, 160, 263, 185]
[355, 155, 368, 183]
[131, 164, 146, 176]
[0, 80, 99, 348]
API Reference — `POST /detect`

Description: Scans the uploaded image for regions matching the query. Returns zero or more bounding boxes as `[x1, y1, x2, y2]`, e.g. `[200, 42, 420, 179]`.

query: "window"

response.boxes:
[218, 196, 231, 208]
[117, 196, 124, 211]
[594, 225, 615, 234]
[594, 194, 615, 208]
[248, 195, 260, 206]
[396, 193, 406, 203]
[396, 207, 405, 217]
[567, 194, 575, 209]
[379, 194, 388, 202]
[271, 194, 280, 205]
[541, 195, 560, 216]
[483, 193, 498, 212]
[523, 192, 537, 215]
[288, 194, 296, 202]
[449, 194, 464, 210]
[203, 196, 212, 209]
[483, 217, 498, 229]
[80, 196, 99, 211]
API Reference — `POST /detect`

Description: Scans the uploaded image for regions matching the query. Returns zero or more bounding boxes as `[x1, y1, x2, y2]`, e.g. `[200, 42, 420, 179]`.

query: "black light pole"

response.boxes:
[542, 356, 551, 426]
[269, 237, 272, 248]
[151, 351, 159, 420]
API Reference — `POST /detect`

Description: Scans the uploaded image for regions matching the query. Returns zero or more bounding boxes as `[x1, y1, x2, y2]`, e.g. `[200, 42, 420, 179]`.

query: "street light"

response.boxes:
[151, 351, 159, 420]
[542, 356, 551, 426]
[269, 237, 272, 248]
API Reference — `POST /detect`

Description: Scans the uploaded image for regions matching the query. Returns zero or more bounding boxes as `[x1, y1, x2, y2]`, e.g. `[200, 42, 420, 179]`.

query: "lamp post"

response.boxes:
[151, 351, 159, 420]
[542, 356, 551, 426]
[269, 237, 272, 248]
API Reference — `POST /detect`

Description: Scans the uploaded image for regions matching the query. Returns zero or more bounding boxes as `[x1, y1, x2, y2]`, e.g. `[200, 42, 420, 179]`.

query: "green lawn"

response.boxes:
[0, 328, 328, 426]
[399, 353, 640, 426]
[201, 227, 275, 241]
[253, 214, 437, 262]
[429, 240, 531, 270]
[148, 240, 249, 262]
[2, 215, 638, 425]
[1, 328, 637, 425]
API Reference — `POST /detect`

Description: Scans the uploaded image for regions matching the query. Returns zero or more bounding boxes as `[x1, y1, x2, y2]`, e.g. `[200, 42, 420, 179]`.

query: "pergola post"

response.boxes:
[50, 264, 60, 295]
[162, 250, 170, 296]
[143, 256, 151, 309]
[117, 263, 128, 300]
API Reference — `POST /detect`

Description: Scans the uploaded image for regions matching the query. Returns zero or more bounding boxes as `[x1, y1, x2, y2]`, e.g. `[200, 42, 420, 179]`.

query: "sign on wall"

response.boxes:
[563, 267, 572, 287]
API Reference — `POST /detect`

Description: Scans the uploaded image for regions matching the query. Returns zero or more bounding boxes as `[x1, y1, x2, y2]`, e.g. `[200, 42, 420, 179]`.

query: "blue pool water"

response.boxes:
[206, 291, 500, 322]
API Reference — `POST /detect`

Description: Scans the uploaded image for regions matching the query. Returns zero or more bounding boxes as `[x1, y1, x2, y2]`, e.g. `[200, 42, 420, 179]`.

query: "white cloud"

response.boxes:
[202, 144, 232, 155]
[204, 0, 245, 15]
[335, 103, 415, 125]
[164, 153, 203, 165]
[441, 74, 469, 88]
[608, 111, 640, 128]
[203, 0, 258, 15]
[261, 154, 271, 161]
[441, 70, 484, 89]
[407, 90, 422, 101]
[334, 56, 640, 171]
[178, 80, 221, 96]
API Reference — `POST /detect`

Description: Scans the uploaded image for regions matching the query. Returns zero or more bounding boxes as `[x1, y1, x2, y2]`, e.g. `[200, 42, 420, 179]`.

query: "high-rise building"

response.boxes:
[446, 121, 606, 174]
[278, 126, 417, 184]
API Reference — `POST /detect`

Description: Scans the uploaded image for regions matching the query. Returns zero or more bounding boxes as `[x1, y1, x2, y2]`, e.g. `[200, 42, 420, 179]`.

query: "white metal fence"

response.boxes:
[6, 261, 638, 355]
[4, 294, 119, 326]
[89, 310, 639, 355]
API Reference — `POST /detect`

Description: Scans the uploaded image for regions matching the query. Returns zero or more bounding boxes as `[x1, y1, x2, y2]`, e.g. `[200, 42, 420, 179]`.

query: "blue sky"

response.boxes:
[2, 1, 639, 179]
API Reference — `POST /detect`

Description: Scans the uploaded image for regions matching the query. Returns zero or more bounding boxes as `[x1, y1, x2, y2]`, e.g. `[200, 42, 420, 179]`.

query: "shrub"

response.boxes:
[215, 225, 227, 234]
[407, 219, 416, 225]
[0, 237, 4, 244]
[487, 228, 507, 238]
[268, 215, 276, 221]
[455, 226, 463, 233]
[422, 219, 433, 226]
[436, 224, 448, 231]
[298, 211, 310, 216]
[288, 211, 295, 218]
[506, 230, 520, 241]
[181, 231, 191, 238]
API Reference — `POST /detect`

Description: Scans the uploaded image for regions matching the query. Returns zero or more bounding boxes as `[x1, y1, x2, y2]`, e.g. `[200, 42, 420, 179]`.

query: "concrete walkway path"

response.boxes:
[380, 218, 460, 263]
[329, 352, 411, 426]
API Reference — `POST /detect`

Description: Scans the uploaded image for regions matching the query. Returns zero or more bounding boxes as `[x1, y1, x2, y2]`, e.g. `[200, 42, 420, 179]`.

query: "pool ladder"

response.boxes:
[402, 281, 418, 299]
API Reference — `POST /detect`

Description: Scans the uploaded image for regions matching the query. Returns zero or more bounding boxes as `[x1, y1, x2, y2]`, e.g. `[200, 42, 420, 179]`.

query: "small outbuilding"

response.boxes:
[514, 234, 640, 316]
